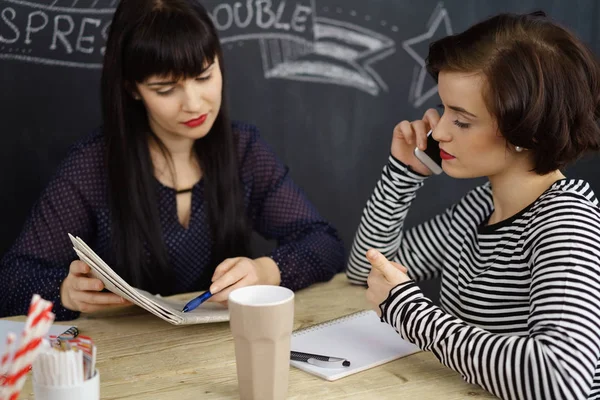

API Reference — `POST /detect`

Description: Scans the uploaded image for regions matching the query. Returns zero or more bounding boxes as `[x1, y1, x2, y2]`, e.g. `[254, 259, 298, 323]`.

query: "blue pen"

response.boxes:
[182, 291, 213, 313]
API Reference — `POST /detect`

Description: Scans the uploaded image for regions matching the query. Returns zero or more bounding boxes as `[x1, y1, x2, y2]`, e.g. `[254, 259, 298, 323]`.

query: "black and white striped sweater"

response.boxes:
[347, 155, 600, 400]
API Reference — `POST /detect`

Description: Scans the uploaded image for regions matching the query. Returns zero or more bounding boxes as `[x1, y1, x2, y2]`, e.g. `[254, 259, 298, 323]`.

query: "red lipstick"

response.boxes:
[440, 149, 455, 160]
[183, 114, 208, 128]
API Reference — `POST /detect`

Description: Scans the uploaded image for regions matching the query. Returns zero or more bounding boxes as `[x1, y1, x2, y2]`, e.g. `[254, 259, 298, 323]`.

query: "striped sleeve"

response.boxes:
[346, 155, 453, 285]
[380, 204, 600, 400]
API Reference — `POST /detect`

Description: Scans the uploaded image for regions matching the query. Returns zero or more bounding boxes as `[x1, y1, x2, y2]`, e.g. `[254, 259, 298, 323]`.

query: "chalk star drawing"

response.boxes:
[402, 2, 452, 107]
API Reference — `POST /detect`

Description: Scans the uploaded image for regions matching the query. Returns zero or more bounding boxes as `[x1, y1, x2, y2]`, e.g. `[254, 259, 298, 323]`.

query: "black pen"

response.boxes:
[290, 351, 350, 368]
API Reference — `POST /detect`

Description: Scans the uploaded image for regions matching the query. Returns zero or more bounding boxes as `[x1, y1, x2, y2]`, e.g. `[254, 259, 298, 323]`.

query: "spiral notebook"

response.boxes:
[290, 310, 420, 381]
[68, 234, 229, 325]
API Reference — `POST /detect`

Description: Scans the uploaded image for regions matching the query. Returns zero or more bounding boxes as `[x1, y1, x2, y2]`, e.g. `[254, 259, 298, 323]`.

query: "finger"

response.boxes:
[411, 120, 428, 150]
[423, 108, 441, 130]
[393, 120, 408, 138]
[212, 257, 242, 282]
[210, 260, 247, 294]
[366, 249, 403, 283]
[73, 291, 127, 306]
[209, 276, 252, 303]
[73, 277, 104, 292]
[390, 261, 408, 274]
[70, 261, 91, 276]
[396, 120, 415, 144]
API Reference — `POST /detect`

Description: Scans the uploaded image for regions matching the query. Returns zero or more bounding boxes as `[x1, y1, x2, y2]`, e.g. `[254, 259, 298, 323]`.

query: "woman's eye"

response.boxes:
[196, 75, 211, 82]
[453, 120, 470, 129]
[156, 88, 174, 96]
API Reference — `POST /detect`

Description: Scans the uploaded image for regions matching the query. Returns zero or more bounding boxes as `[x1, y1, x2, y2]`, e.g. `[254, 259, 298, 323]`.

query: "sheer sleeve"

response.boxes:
[238, 124, 345, 291]
[0, 134, 102, 320]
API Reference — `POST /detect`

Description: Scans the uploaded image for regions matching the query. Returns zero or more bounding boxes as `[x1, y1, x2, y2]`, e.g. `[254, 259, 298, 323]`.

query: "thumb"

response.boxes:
[390, 261, 408, 274]
[366, 249, 403, 282]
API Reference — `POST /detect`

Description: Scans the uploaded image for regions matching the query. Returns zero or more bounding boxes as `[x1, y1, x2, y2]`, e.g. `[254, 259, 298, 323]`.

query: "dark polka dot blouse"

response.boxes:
[0, 122, 345, 320]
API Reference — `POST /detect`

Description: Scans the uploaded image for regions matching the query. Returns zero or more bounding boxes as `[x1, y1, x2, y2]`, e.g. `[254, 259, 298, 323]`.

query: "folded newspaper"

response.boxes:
[68, 234, 229, 325]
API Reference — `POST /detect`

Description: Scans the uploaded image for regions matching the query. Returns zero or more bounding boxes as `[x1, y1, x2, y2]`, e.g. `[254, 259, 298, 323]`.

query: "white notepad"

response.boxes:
[290, 310, 420, 381]
[68, 234, 229, 325]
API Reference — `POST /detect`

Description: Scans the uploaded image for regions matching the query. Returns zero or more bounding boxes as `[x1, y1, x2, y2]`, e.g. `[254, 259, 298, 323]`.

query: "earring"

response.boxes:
[515, 146, 523, 152]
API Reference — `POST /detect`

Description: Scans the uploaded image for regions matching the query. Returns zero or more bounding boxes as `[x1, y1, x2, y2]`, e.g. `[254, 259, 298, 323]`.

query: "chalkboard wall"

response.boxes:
[2, 0, 600, 300]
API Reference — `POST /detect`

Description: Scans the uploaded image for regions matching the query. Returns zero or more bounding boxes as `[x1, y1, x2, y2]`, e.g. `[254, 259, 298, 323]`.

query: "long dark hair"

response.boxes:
[101, 0, 251, 295]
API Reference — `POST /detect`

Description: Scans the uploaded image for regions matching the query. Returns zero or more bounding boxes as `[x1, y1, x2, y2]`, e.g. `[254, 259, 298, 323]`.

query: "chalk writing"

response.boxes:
[0, 0, 396, 95]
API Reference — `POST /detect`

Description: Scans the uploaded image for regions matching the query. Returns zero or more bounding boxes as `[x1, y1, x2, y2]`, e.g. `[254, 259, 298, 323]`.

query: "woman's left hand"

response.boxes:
[366, 249, 411, 317]
[208, 257, 281, 305]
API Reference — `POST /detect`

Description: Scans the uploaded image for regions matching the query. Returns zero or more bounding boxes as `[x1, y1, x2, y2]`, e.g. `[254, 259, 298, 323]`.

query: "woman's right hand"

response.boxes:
[60, 260, 130, 312]
[391, 108, 441, 176]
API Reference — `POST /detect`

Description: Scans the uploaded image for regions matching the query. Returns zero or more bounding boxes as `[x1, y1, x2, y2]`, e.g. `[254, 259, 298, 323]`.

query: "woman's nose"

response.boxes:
[181, 85, 202, 112]
[432, 119, 452, 142]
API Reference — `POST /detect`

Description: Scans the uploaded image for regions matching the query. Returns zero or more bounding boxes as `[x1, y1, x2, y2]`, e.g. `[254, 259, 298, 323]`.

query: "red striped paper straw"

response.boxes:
[0, 295, 55, 400]
[9, 302, 54, 395]
[0, 333, 16, 377]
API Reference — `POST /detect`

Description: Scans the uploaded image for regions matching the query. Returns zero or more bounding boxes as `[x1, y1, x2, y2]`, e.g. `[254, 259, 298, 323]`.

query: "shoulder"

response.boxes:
[525, 180, 600, 279]
[540, 178, 599, 207]
[528, 179, 600, 248]
[452, 181, 494, 220]
[231, 121, 289, 191]
[232, 120, 260, 150]
[231, 120, 279, 166]
[56, 128, 106, 178]
[468, 181, 493, 202]
[531, 179, 600, 224]
[48, 128, 107, 200]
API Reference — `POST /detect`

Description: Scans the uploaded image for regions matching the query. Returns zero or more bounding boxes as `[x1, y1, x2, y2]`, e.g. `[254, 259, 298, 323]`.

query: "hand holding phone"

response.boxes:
[390, 108, 442, 176]
[413, 130, 443, 175]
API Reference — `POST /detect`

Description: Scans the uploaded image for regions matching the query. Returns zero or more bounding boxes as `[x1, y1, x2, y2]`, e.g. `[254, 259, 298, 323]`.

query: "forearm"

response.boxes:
[0, 254, 79, 320]
[347, 155, 427, 284]
[254, 256, 281, 286]
[271, 223, 345, 292]
[382, 282, 599, 400]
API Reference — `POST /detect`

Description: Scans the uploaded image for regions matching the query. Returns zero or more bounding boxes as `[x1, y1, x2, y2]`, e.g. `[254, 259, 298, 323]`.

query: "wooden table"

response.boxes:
[8, 274, 495, 399]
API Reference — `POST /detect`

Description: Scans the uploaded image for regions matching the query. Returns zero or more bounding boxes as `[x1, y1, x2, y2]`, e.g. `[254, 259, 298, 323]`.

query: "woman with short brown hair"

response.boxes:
[348, 11, 600, 400]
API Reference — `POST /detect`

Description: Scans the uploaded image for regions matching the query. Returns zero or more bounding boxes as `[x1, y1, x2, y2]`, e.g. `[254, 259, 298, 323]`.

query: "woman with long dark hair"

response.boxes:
[0, 0, 345, 320]
[349, 11, 600, 400]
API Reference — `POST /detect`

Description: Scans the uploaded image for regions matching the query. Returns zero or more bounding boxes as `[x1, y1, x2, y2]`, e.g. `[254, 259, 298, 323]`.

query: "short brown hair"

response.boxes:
[426, 11, 600, 174]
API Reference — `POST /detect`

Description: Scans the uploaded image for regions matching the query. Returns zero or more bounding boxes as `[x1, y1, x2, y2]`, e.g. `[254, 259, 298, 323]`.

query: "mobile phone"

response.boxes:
[413, 130, 443, 175]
